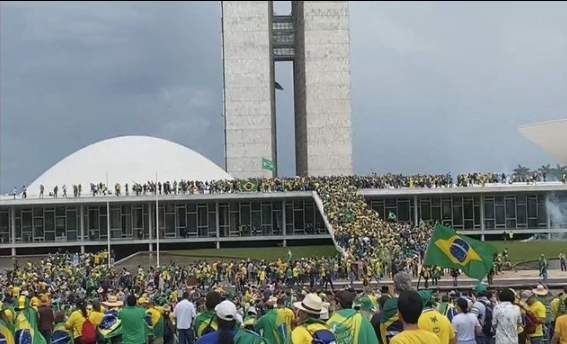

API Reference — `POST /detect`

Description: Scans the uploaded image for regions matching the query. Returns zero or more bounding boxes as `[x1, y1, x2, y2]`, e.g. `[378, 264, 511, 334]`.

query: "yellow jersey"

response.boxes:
[391, 329, 441, 344]
[528, 301, 546, 337]
[418, 309, 455, 344]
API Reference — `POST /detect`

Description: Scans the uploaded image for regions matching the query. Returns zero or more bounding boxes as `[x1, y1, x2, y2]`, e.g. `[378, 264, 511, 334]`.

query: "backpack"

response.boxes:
[81, 319, 97, 344]
[480, 300, 494, 337]
[308, 328, 337, 344]
[523, 310, 538, 335]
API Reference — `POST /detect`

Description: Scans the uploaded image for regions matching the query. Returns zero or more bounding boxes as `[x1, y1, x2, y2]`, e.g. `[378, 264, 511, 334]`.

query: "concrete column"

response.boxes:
[413, 195, 419, 227]
[480, 194, 485, 241]
[282, 200, 287, 247]
[148, 203, 153, 252]
[215, 202, 220, 249]
[80, 205, 85, 253]
[10, 207, 16, 257]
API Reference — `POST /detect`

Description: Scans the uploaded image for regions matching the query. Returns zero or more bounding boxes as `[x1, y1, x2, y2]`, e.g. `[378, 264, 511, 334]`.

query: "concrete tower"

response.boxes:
[222, 1, 352, 178]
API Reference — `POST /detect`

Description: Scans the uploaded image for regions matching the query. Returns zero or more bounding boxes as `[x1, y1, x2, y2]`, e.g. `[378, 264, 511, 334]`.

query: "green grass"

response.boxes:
[488, 240, 566, 263]
[164, 245, 338, 260]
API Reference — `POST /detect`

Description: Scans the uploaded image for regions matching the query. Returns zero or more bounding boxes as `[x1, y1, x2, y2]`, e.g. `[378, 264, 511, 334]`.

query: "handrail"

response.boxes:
[311, 191, 346, 257]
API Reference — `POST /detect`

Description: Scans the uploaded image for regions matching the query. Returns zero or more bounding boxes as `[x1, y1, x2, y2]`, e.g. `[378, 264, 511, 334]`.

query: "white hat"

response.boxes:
[293, 293, 323, 315]
[532, 284, 548, 296]
[247, 306, 258, 315]
[215, 300, 238, 321]
[320, 302, 331, 321]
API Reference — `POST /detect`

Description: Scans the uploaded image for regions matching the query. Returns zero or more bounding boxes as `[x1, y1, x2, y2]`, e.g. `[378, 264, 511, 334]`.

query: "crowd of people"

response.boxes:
[1, 253, 567, 344]
[9, 166, 567, 200]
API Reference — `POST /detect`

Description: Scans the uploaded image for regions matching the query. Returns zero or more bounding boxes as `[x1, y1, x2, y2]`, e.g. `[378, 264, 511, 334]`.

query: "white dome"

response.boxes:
[27, 136, 232, 195]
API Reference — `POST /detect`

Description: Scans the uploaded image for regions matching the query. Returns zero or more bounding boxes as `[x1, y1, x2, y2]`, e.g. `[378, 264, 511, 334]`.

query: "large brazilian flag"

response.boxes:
[424, 224, 497, 280]
[0, 317, 15, 344]
[14, 307, 46, 344]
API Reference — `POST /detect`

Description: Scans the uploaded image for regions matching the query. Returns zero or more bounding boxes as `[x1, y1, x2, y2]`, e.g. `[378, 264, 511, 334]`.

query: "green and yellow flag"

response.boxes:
[239, 179, 259, 192]
[424, 224, 497, 280]
[14, 306, 46, 344]
[327, 309, 378, 344]
[0, 316, 15, 344]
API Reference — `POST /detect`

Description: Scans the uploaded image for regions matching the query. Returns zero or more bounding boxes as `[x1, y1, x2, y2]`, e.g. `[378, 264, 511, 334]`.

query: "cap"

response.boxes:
[215, 300, 238, 321]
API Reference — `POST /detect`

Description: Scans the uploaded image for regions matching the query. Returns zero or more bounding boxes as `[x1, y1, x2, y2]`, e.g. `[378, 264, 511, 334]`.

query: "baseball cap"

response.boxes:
[215, 300, 238, 321]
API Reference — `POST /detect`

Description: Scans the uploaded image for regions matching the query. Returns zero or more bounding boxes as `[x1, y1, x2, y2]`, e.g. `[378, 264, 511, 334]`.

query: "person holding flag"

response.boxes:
[327, 290, 378, 344]
[15, 295, 47, 344]
[254, 297, 294, 344]
[424, 224, 497, 281]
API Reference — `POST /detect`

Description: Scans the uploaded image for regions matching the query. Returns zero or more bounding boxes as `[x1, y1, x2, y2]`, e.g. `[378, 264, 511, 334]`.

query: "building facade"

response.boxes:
[1, 184, 566, 256]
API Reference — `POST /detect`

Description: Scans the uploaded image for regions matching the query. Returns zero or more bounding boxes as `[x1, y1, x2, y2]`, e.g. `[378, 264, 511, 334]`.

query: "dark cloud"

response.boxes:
[2, 1, 567, 191]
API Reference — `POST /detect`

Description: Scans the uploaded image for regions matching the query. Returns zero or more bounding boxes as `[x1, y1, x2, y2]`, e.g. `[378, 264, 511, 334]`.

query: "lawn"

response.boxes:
[158, 241, 564, 263]
[488, 240, 566, 263]
[165, 245, 339, 260]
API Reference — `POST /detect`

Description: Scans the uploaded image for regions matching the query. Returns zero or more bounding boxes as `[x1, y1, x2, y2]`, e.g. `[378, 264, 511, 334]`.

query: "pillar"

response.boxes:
[10, 207, 16, 257]
[413, 195, 419, 226]
[148, 203, 153, 252]
[282, 200, 287, 242]
[480, 194, 485, 241]
[80, 205, 85, 253]
[215, 202, 220, 249]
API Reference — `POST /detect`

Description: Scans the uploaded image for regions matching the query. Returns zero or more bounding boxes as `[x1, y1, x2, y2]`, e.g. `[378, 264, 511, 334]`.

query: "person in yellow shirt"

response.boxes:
[391, 290, 440, 344]
[526, 292, 547, 344]
[552, 298, 567, 344]
[65, 300, 88, 341]
[88, 300, 105, 328]
[417, 291, 456, 344]
[291, 293, 335, 344]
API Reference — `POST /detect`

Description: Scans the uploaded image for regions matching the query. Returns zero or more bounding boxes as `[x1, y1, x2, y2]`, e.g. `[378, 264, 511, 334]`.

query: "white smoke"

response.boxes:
[545, 193, 567, 240]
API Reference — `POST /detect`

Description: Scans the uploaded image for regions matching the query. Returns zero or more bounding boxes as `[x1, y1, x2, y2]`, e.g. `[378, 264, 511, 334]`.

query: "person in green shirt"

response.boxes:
[255, 297, 294, 344]
[119, 295, 148, 344]
[194, 291, 223, 339]
[196, 300, 266, 344]
[327, 290, 378, 344]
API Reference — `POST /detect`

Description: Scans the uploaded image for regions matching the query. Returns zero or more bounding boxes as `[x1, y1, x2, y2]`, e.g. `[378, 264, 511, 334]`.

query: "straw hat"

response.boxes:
[532, 284, 548, 296]
[138, 297, 150, 306]
[293, 293, 323, 315]
[40, 295, 50, 306]
[102, 295, 123, 308]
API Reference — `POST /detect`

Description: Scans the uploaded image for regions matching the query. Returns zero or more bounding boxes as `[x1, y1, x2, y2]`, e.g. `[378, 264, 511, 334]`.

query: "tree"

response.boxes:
[513, 164, 530, 182]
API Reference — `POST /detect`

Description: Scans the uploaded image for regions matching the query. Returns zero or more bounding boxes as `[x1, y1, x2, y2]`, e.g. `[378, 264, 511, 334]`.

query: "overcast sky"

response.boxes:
[1, 1, 567, 192]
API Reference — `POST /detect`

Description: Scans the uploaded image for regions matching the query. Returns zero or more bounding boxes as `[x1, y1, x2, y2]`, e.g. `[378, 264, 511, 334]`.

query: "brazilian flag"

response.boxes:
[327, 309, 378, 344]
[98, 311, 122, 339]
[425, 224, 497, 280]
[14, 307, 46, 344]
[0, 317, 15, 344]
[239, 180, 259, 192]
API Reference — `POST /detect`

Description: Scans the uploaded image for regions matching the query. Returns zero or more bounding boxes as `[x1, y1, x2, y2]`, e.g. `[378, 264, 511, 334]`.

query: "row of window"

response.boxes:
[368, 193, 567, 230]
[0, 199, 326, 243]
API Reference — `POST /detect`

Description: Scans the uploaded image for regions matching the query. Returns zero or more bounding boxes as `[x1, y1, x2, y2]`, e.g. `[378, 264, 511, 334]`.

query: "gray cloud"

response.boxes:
[2, 1, 567, 192]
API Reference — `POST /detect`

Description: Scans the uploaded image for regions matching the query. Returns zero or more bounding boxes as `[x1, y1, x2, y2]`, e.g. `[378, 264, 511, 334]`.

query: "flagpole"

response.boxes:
[155, 172, 160, 267]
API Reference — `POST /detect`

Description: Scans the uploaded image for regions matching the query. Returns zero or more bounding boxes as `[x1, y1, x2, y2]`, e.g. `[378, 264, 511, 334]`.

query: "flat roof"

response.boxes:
[0, 191, 315, 207]
[361, 182, 567, 197]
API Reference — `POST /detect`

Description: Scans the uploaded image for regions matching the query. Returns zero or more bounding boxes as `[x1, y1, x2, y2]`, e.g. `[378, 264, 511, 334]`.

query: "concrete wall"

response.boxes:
[223, 1, 276, 178]
[293, 1, 353, 176]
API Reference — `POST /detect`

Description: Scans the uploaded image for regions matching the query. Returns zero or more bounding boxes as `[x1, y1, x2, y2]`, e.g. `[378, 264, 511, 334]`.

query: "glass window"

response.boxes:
[262, 203, 272, 225]
[420, 201, 431, 221]
[517, 204, 527, 225]
[442, 199, 452, 220]
[505, 198, 516, 218]
[495, 205, 505, 226]
[241, 204, 251, 225]
[177, 207, 186, 227]
[398, 201, 410, 222]
[484, 200, 495, 219]
[198, 206, 207, 227]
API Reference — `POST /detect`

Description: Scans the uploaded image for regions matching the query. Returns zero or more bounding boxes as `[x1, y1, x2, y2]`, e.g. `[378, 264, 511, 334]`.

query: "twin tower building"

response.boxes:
[222, 1, 353, 178]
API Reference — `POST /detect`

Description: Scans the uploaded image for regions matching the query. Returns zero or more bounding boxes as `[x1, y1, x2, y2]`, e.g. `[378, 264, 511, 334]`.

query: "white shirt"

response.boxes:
[492, 302, 522, 344]
[173, 299, 196, 330]
[452, 313, 480, 344]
